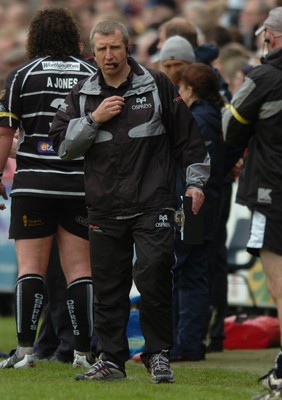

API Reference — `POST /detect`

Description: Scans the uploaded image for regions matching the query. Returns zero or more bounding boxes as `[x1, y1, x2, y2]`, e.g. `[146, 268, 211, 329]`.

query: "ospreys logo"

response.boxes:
[137, 97, 146, 105]
[132, 96, 152, 110]
[155, 214, 171, 228]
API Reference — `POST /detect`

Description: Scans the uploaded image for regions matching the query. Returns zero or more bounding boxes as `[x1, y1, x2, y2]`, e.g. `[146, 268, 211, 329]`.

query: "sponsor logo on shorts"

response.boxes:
[89, 224, 103, 233]
[23, 214, 44, 227]
[37, 141, 55, 153]
[257, 188, 272, 204]
[155, 214, 171, 228]
[76, 215, 88, 227]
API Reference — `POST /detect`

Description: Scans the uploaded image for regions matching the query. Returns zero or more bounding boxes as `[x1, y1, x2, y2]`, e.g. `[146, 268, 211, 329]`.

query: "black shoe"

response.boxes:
[170, 354, 205, 362]
[49, 352, 73, 364]
[148, 350, 175, 384]
[170, 348, 205, 362]
[207, 341, 224, 353]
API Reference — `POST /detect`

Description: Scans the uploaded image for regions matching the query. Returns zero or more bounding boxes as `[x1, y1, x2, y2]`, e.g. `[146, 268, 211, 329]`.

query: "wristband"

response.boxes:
[0, 171, 3, 183]
[86, 113, 94, 125]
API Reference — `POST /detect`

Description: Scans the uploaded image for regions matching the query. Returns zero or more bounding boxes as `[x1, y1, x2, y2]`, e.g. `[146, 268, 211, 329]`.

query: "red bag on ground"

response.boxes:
[224, 315, 280, 349]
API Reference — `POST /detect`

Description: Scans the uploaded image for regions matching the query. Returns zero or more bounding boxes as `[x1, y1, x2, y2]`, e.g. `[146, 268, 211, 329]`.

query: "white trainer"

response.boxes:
[0, 349, 35, 369]
[72, 350, 95, 369]
[259, 369, 282, 390]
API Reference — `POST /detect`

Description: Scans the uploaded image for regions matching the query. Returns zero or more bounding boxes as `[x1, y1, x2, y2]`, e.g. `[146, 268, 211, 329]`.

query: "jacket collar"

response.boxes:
[80, 57, 156, 97]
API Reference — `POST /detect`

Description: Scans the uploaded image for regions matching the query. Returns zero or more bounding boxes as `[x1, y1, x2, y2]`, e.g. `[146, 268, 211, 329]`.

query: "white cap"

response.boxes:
[255, 7, 282, 36]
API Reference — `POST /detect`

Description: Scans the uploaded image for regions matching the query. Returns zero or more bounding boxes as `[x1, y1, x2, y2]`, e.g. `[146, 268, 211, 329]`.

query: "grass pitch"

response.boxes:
[0, 316, 278, 400]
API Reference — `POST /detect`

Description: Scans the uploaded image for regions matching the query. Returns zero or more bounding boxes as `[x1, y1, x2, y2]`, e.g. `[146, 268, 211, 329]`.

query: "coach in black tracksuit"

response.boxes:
[49, 20, 210, 383]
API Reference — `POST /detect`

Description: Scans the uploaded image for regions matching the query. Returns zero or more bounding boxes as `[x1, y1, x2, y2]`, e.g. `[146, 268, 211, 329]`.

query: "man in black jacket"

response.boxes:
[49, 20, 210, 383]
[223, 7, 282, 396]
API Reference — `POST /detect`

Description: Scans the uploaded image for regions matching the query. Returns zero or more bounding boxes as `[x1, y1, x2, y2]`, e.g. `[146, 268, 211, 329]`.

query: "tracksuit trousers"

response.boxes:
[88, 210, 175, 368]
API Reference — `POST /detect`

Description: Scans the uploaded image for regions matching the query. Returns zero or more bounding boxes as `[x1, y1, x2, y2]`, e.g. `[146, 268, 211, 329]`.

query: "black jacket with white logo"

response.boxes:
[49, 57, 210, 218]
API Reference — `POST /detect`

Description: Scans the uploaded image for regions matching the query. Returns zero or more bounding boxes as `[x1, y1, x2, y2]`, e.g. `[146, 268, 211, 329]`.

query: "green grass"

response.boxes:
[0, 316, 278, 400]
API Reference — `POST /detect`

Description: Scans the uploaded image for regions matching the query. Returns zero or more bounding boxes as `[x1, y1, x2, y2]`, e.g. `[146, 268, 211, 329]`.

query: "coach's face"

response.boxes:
[93, 29, 128, 77]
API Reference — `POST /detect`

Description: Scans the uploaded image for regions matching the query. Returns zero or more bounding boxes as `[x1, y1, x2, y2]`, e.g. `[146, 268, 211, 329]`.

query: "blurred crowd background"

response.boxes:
[1, 0, 282, 91]
[0, 0, 280, 329]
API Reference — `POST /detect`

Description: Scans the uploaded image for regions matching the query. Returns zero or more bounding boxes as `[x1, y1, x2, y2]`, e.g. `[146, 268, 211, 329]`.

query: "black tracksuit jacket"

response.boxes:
[223, 48, 282, 221]
[49, 57, 210, 218]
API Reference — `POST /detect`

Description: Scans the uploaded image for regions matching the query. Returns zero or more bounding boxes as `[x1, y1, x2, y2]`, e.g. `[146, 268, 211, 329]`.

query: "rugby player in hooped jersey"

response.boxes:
[0, 8, 96, 369]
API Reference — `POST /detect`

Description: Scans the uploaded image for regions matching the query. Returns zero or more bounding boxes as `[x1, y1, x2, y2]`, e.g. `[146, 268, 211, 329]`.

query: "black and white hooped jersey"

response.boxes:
[0, 56, 96, 198]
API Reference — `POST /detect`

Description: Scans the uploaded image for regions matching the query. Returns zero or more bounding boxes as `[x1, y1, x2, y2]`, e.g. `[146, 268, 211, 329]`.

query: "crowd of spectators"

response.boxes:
[1, 0, 282, 90]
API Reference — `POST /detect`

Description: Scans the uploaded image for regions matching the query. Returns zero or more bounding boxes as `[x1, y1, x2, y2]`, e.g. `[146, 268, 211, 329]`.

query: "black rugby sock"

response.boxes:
[15, 274, 45, 347]
[67, 277, 93, 353]
[275, 349, 282, 378]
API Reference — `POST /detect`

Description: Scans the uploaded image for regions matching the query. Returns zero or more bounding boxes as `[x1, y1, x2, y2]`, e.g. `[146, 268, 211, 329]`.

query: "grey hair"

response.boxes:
[89, 20, 129, 52]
